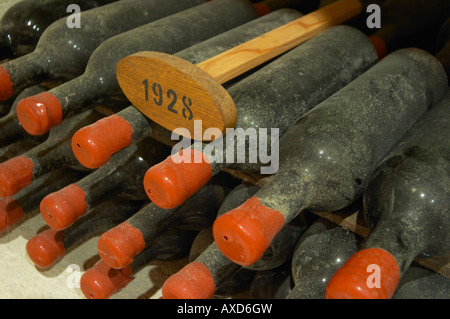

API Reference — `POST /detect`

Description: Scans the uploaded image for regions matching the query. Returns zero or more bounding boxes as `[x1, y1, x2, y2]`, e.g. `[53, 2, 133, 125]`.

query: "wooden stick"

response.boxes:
[197, 0, 362, 84]
[116, 0, 362, 141]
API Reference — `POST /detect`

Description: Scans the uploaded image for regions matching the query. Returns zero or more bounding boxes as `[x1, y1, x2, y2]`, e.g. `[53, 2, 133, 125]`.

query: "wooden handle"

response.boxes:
[198, 0, 362, 84]
[117, 0, 362, 141]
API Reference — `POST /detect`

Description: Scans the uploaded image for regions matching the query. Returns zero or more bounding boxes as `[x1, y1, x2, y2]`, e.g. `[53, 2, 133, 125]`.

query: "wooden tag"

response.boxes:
[116, 52, 237, 142]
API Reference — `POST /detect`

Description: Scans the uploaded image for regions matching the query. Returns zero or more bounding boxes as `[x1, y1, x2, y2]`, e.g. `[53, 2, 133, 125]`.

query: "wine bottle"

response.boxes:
[0, 167, 87, 233]
[15, 0, 259, 135]
[39, 138, 171, 231]
[0, 0, 207, 102]
[0, 0, 118, 59]
[250, 262, 293, 299]
[286, 218, 362, 299]
[161, 183, 307, 299]
[211, 48, 448, 267]
[80, 228, 198, 299]
[393, 264, 450, 299]
[0, 84, 49, 149]
[96, 181, 233, 269]
[0, 108, 106, 197]
[26, 196, 146, 268]
[325, 89, 450, 299]
[70, 8, 304, 169]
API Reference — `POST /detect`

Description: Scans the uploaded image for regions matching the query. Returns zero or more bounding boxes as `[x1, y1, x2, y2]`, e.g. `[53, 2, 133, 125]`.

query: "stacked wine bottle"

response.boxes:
[0, 0, 449, 300]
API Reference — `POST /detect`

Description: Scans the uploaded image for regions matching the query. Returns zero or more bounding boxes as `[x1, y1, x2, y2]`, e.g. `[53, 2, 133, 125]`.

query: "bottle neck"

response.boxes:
[255, 169, 308, 224]
[131, 229, 196, 273]
[23, 109, 104, 178]
[196, 242, 240, 287]
[61, 198, 144, 250]
[118, 106, 153, 142]
[0, 140, 41, 164]
[361, 218, 426, 275]
[127, 202, 179, 245]
[14, 168, 86, 214]
[0, 114, 23, 148]
[4, 51, 47, 94]
[77, 145, 153, 206]
[52, 74, 112, 117]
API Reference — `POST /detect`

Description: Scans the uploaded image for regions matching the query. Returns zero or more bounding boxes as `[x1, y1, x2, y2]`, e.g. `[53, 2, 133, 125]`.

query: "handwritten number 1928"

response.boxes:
[143, 79, 193, 120]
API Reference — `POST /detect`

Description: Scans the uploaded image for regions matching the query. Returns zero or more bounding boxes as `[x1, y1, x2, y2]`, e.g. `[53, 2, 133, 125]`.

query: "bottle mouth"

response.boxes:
[71, 115, 133, 169]
[26, 228, 66, 269]
[162, 261, 216, 299]
[40, 184, 87, 230]
[212, 197, 285, 266]
[0, 65, 14, 101]
[97, 222, 145, 269]
[16, 92, 63, 135]
[325, 248, 400, 299]
[80, 261, 134, 299]
[143, 149, 212, 209]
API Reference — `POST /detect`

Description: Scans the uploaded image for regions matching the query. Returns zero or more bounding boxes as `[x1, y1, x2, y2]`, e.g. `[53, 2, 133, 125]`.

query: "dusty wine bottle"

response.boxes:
[0, 0, 207, 102]
[70, 8, 304, 169]
[39, 138, 171, 231]
[96, 181, 233, 269]
[80, 228, 198, 299]
[286, 217, 362, 299]
[0, 0, 118, 59]
[0, 167, 88, 233]
[161, 183, 307, 299]
[143, 25, 380, 209]
[0, 108, 106, 197]
[325, 89, 450, 299]
[15, 0, 259, 136]
[0, 84, 49, 149]
[26, 196, 146, 268]
[211, 48, 448, 267]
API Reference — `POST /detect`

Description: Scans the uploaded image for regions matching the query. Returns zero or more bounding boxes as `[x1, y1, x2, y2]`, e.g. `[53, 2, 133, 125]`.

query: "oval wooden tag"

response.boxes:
[116, 52, 237, 142]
